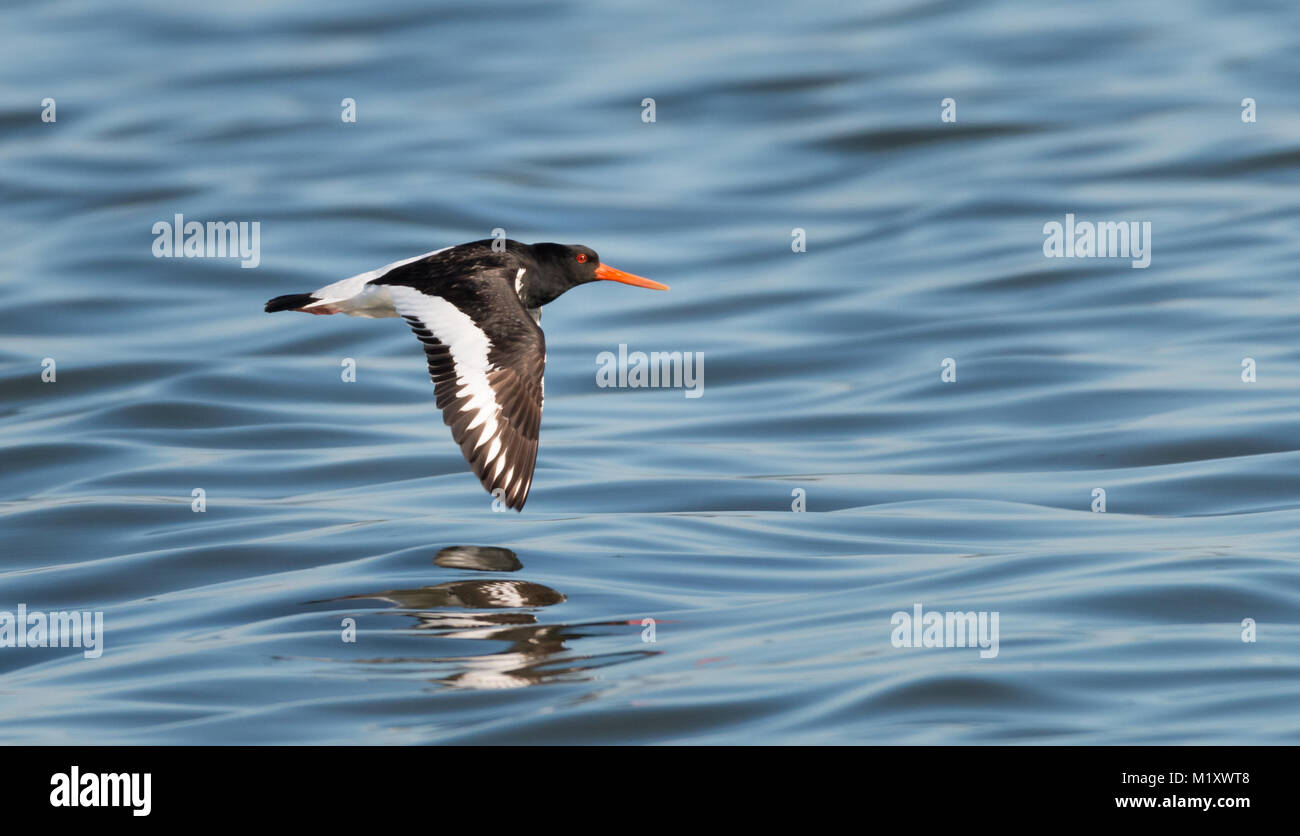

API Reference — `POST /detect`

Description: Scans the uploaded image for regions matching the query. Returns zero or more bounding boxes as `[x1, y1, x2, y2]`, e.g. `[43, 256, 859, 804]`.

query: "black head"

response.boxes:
[523, 243, 667, 308]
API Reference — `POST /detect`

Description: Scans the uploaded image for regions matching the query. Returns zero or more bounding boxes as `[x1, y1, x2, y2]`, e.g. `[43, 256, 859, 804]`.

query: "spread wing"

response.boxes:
[381, 279, 544, 511]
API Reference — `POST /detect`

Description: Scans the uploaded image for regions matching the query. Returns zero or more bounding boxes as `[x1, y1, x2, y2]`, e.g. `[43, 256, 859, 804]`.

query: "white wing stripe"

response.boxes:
[386, 285, 501, 448]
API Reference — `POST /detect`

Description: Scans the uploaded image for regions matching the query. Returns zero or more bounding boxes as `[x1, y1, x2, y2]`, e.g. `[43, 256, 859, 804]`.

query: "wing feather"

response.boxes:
[383, 281, 545, 511]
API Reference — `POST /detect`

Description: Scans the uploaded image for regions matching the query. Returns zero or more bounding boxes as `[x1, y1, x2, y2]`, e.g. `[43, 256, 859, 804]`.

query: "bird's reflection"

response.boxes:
[432, 545, 522, 572]
[323, 545, 656, 690]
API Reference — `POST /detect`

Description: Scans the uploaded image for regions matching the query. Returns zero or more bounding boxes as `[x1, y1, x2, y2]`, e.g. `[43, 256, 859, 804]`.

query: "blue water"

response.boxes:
[2, 0, 1299, 744]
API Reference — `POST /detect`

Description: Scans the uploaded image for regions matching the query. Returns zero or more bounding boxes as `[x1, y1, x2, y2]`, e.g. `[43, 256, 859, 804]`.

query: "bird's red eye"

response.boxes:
[576, 253, 588, 263]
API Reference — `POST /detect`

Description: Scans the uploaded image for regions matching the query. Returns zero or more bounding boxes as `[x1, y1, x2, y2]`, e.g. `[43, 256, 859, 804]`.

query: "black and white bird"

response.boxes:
[265, 239, 667, 511]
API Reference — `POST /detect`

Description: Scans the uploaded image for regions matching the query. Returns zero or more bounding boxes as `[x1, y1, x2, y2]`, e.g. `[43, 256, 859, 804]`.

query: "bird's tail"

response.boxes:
[264, 293, 319, 313]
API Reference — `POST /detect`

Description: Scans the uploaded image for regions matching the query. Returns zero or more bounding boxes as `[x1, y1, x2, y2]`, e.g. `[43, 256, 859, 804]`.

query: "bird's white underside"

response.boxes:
[303, 246, 453, 318]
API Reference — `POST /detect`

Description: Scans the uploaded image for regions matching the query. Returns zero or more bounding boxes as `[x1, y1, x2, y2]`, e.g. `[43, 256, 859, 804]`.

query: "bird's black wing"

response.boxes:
[377, 266, 544, 511]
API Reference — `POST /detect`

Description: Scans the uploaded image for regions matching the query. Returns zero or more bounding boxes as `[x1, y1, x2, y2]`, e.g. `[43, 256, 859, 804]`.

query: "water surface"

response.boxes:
[2, 0, 1299, 744]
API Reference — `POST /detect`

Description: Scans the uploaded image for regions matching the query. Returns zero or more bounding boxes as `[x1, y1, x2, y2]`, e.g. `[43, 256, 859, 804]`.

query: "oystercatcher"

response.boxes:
[265, 239, 667, 510]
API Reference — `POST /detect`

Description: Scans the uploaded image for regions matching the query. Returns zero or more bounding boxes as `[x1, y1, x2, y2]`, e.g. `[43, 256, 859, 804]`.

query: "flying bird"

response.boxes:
[265, 239, 668, 510]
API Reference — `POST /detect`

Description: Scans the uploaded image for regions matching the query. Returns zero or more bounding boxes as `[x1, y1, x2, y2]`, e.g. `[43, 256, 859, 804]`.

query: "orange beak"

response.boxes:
[594, 263, 669, 290]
